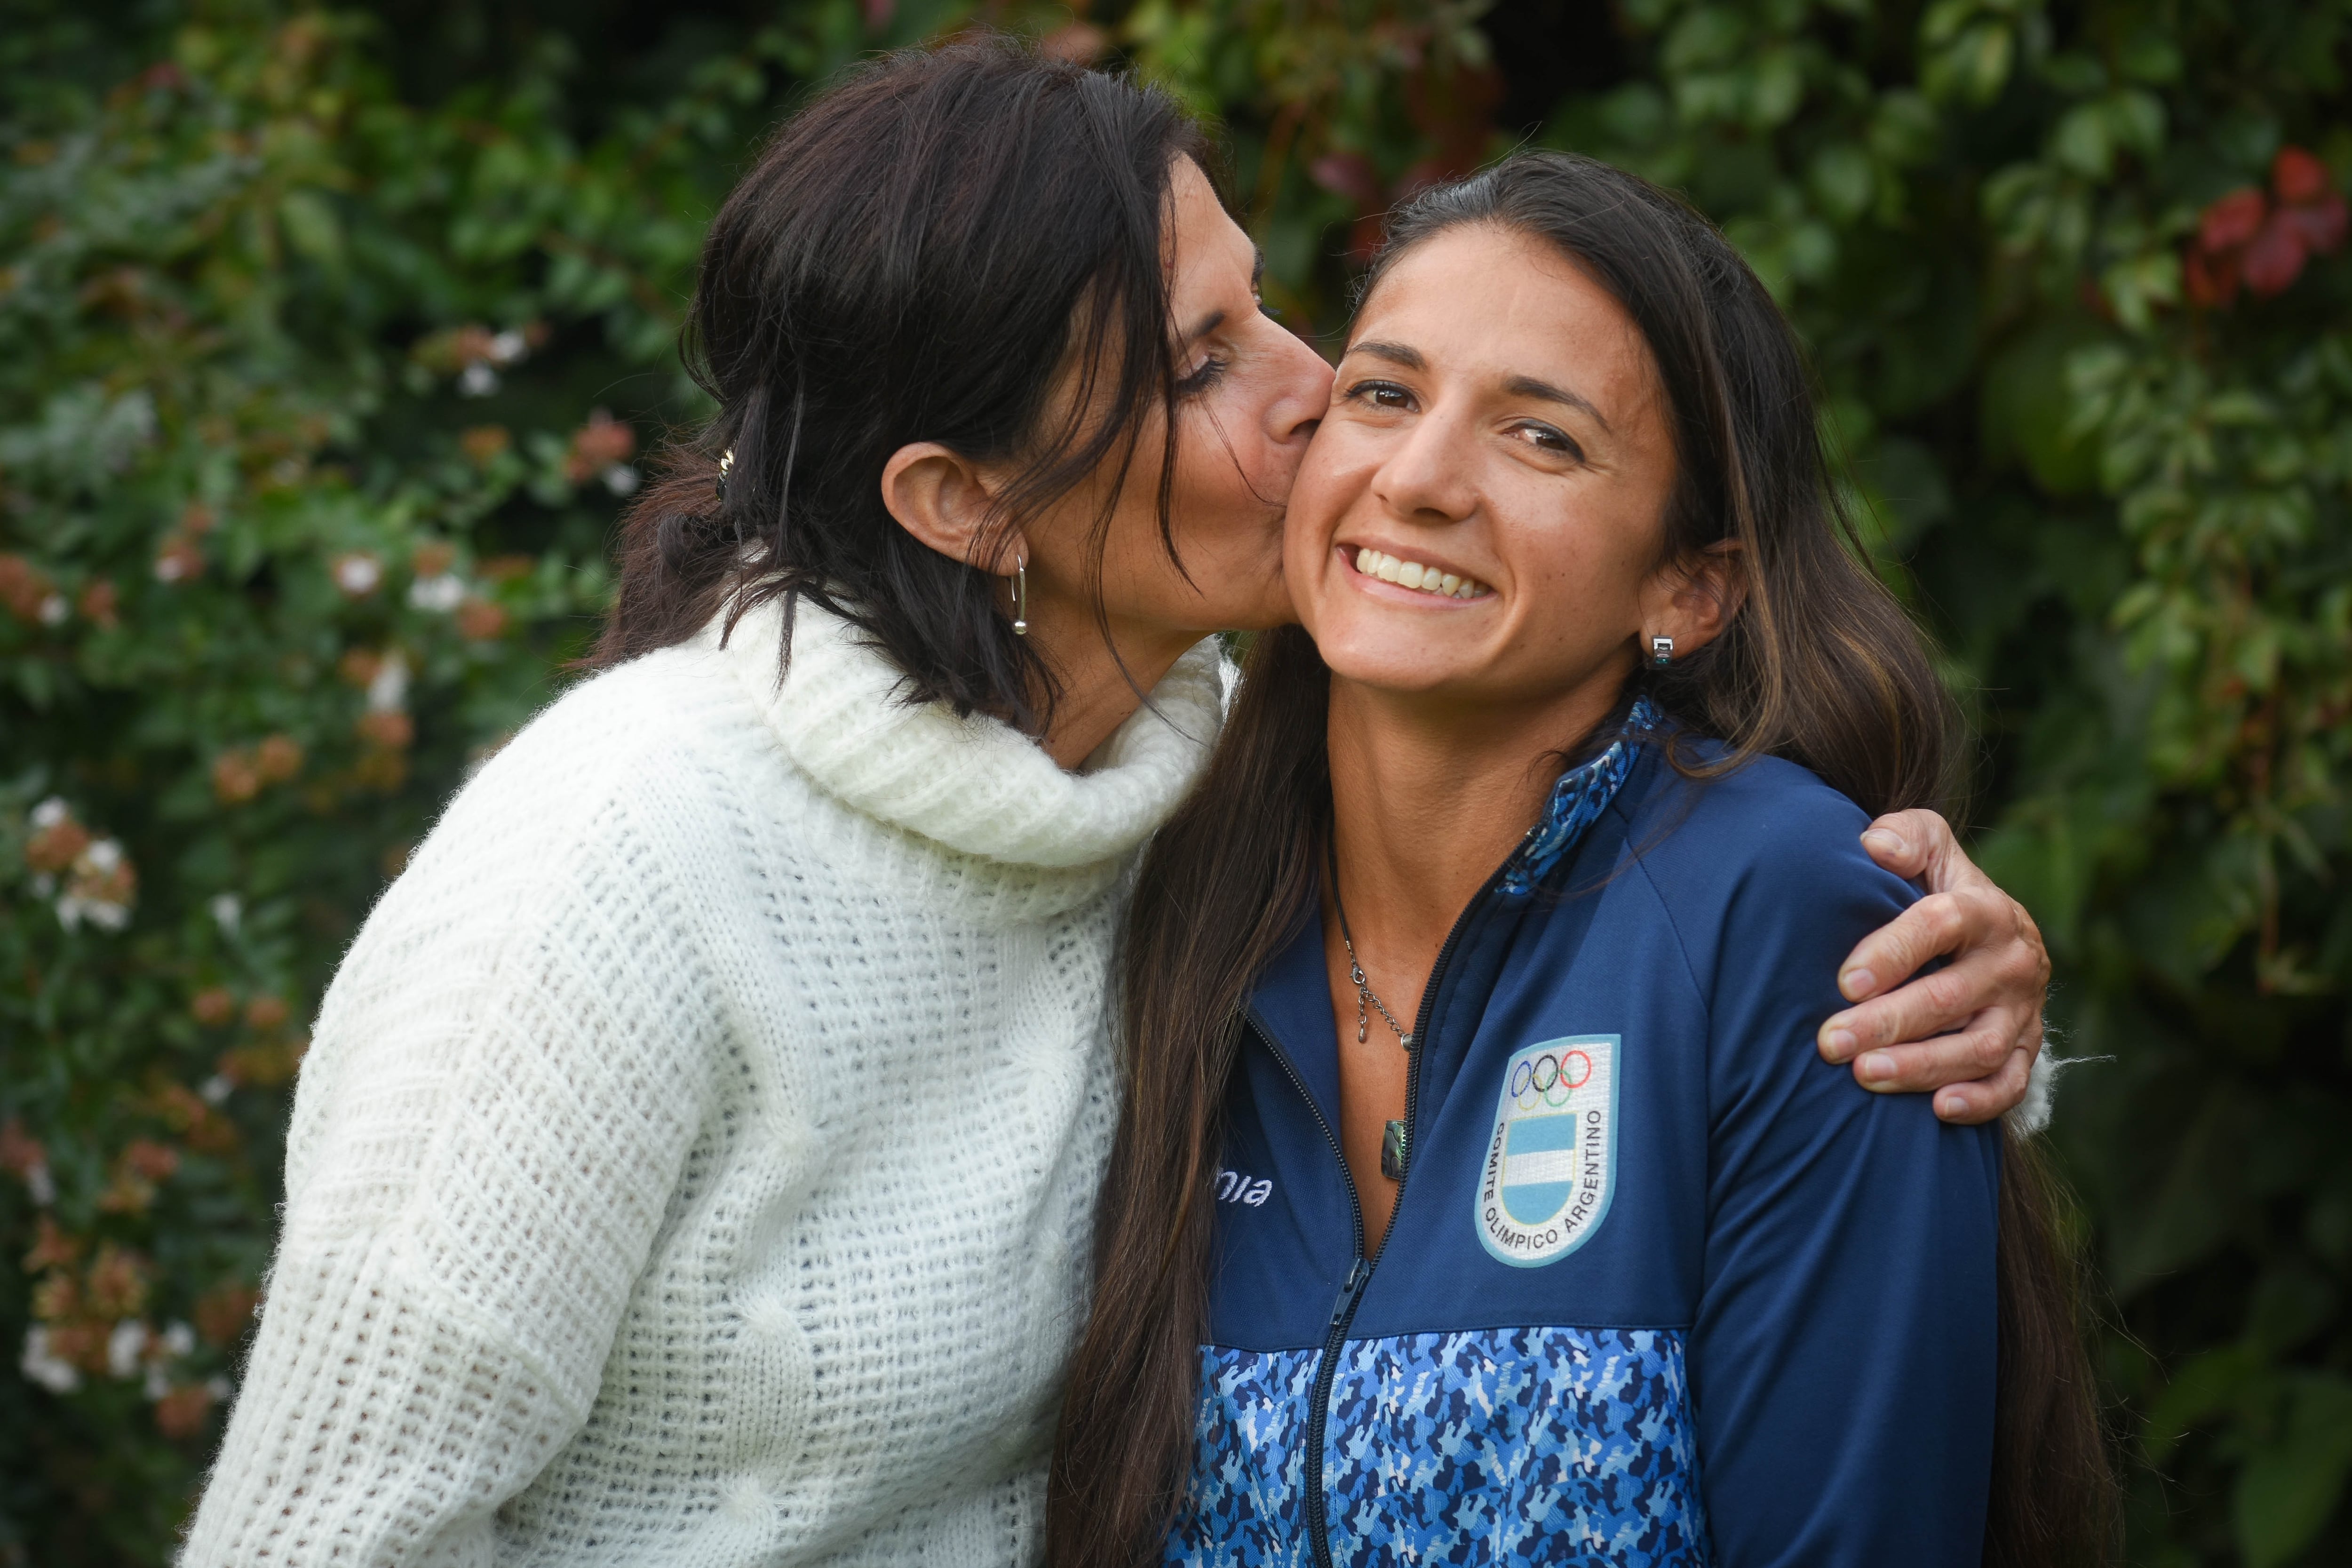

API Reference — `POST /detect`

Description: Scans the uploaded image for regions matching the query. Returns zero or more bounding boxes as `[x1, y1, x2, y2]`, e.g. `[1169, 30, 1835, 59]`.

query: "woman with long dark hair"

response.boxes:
[187, 42, 2053, 1567]
[1056, 152, 2114, 1567]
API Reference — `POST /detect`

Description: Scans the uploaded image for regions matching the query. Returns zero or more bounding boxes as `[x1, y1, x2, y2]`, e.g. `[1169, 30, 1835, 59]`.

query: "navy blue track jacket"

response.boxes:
[1163, 717, 2000, 1568]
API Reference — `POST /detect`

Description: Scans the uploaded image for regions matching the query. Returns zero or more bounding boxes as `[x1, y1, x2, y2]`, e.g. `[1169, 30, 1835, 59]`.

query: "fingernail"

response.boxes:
[1841, 968, 1876, 999]
[1937, 1092, 1964, 1120]
[1858, 1051, 1895, 1084]
[1862, 827, 1906, 856]
[1822, 1027, 1858, 1062]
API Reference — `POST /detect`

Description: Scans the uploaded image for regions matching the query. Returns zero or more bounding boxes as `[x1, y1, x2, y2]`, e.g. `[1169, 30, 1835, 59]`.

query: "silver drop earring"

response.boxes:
[1011, 558, 1029, 636]
[1651, 634, 1674, 666]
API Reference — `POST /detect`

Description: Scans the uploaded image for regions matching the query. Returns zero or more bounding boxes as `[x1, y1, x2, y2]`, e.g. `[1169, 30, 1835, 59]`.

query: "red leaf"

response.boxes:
[2199, 188, 2267, 253]
[2242, 212, 2309, 296]
[2273, 145, 2332, 206]
[2283, 191, 2348, 256]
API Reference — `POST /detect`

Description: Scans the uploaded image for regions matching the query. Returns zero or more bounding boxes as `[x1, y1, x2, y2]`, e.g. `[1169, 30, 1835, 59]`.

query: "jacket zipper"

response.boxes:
[1258, 830, 1534, 1568]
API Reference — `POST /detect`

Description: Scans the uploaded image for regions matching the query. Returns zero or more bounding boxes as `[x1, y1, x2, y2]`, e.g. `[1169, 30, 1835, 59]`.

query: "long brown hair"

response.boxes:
[1049, 151, 2115, 1567]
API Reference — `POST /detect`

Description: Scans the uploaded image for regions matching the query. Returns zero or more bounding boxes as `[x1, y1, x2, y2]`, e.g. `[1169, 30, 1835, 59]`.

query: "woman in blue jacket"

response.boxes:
[1053, 152, 2112, 1567]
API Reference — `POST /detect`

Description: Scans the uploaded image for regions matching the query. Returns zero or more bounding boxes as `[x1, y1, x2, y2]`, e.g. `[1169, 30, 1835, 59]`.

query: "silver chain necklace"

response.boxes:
[1328, 836, 1416, 1182]
[1328, 834, 1414, 1052]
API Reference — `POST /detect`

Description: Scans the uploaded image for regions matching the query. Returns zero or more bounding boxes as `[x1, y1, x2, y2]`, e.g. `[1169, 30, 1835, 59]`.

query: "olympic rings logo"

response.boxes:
[1511, 1048, 1592, 1109]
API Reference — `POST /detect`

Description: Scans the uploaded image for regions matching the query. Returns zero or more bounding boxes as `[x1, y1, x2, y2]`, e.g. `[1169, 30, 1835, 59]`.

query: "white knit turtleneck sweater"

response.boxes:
[183, 597, 1224, 1568]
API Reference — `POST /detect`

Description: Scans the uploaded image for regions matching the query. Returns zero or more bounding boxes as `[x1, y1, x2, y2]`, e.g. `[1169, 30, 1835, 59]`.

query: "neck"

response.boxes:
[1025, 602, 1203, 771]
[1325, 656, 1633, 981]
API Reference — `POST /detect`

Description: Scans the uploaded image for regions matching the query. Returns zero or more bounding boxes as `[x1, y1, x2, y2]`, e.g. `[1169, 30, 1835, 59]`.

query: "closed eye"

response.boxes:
[1175, 355, 1230, 397]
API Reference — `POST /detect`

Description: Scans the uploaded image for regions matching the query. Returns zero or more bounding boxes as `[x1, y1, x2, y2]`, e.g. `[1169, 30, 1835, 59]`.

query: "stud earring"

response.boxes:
[1650, 634, 1674, 666]
[715, 448, 734, 502]
[1011, 557, 1029, 637]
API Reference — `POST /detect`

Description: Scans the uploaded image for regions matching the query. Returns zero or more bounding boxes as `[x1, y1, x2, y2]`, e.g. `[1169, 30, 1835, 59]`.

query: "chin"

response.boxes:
[1313, 621, 1472, 694]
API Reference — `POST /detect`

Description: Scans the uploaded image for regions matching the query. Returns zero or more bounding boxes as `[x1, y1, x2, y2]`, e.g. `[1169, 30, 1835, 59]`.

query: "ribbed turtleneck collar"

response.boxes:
[701, 593, 1222, 872]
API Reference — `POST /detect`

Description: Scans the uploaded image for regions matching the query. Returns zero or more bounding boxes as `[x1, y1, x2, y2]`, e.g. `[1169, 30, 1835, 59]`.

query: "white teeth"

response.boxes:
[1353, 548, 1486, 601]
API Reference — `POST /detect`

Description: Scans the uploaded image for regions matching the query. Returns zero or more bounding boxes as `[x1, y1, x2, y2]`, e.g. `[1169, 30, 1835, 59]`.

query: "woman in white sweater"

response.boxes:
[186, 40, 2052, 1568]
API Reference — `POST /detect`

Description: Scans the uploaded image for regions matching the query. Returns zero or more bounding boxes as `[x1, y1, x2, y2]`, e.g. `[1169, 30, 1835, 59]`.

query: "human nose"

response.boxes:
[1369, 405, 1476, 525]
[1264, 325, 1334, 447]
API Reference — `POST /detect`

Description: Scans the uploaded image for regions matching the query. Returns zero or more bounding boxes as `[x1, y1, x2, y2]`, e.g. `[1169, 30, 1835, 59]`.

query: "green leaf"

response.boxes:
[2238, 1374, 2352, 1568]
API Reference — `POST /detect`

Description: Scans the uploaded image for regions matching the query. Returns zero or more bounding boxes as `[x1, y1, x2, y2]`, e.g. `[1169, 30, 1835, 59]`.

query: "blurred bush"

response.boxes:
[2, 0, 2347, 1563]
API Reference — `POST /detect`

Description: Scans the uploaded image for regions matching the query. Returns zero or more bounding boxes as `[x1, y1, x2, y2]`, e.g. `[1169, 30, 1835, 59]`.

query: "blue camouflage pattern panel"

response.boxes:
[1168, 1327, 1707, 1568]
[1165, 1345, 1321, 1568]
[1501, 697, 1659, 898]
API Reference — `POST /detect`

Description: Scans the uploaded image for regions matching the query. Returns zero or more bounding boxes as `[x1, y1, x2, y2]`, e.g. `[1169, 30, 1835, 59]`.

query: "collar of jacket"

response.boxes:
[699, 590, 1223, 872]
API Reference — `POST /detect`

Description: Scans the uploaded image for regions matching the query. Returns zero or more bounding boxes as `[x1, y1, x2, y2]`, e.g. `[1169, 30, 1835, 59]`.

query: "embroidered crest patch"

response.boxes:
[1477, 1036, 1620, 1268]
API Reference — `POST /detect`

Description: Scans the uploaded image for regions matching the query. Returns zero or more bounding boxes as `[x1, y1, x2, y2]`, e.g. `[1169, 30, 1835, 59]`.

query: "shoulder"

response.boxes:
[343, 642, 810, 979]
[1613, 740, 1900, 910]
[428, 642, 795, 862]
[1605, 740, 1913, 1000]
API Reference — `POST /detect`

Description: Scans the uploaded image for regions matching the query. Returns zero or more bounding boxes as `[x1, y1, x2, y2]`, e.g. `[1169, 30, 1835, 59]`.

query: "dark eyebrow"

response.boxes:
[1502, 374, 1611, 432]
[1345, 340, 1425, 370]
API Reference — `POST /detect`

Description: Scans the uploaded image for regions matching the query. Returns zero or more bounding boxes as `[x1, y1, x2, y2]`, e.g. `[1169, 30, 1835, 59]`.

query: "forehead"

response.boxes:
[1165, 159, 1254, 301]
[1352, 224, 1656, 405]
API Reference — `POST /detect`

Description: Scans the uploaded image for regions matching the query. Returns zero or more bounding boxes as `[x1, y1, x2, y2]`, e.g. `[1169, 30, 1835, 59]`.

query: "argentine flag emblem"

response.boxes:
[1477, 1036, 1619, 1267]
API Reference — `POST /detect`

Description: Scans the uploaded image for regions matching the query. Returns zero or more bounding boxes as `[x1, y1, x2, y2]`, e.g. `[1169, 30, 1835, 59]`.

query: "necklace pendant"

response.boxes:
[1381, 1118, 1409, 1181]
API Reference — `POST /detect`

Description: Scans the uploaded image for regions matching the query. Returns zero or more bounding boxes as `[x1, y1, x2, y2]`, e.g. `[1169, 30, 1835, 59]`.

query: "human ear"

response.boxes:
[879, 442, 1025, 574]
[1637, 540, 1746, 660]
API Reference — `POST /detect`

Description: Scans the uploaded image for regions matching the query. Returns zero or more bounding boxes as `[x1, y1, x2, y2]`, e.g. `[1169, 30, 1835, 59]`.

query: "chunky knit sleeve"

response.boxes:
[182, 695, 724, 1568]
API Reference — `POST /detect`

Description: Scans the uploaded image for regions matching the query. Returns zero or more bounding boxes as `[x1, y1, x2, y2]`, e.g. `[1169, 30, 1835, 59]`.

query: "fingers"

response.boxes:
[1833, 888, 1993, 1005]
[1822, 929, 2038, 1056]
[1859, 808, 1959, 885]
[1931, 1046, 2034, 1126]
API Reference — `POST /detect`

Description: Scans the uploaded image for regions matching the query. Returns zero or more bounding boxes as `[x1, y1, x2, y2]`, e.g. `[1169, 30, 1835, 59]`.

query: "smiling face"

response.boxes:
[1287, 222, 1710, 719]
[1022, 158, 1334, 639]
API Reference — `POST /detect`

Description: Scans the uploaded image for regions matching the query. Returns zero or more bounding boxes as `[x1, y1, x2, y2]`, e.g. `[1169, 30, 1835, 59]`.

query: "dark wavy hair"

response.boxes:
[1051, 151, 2116, 1568]
[586, 37, 1207, 734]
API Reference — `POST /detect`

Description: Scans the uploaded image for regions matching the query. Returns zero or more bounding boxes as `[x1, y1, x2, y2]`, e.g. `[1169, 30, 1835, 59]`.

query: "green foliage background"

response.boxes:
[2, 0, 2348, 1562]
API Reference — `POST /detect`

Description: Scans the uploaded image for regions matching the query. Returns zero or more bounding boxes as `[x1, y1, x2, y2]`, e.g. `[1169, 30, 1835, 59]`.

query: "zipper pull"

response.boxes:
[1329, 1258, 1368, 1333]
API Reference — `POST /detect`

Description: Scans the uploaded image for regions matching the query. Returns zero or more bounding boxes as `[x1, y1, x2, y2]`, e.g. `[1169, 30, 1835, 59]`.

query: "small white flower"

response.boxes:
[30, 873, 54, 897]
[488, 329, 528, 365]
[144, 1363, 170, 1401]
[209, 892, 242, 933]
[154, 553, 188, 582]
[366, 651, 410, 713]
[57, 894, 129, 932]
[205, 1375, 231, 1400]
[334, 554, 383, 595]
[82, 839, 122, 874]
[458, 362, 499, 397]
[602, 463, 641, 497]
[38, 593, 67, 625]
[407, 573, 465, 613]
[31, 797, 69, 830]
[200, 1075, 233, 1106]
[25, 1162, 54, 1206]
[108, 1320, 148, 1378]
[20, 1327, 79, 1394]
[162, 1321, 196, 1359]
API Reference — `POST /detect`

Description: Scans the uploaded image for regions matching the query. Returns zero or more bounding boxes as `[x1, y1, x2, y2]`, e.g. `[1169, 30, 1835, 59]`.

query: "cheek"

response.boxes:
[1160, 408, 1282, 565]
